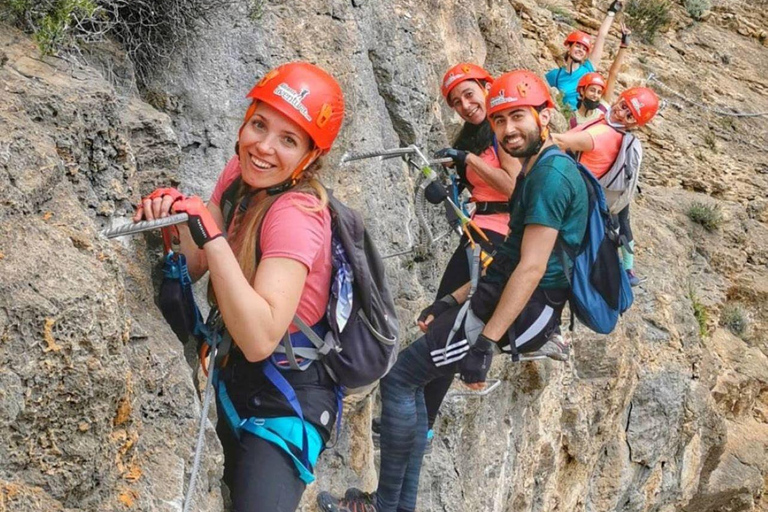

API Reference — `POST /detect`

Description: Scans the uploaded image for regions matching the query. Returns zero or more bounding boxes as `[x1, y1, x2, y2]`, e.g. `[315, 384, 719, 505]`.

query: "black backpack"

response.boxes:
[219, 179, 400, 392]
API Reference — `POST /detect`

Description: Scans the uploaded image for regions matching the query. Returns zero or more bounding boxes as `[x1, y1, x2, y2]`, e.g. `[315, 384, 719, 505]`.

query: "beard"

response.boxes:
[502, 126, 543, 158]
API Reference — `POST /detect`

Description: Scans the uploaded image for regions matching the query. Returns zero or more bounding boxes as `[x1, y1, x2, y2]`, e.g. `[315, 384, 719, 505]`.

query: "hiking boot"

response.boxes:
[626, 269, 641, 287]
[520, 334, 570, 362]
[316, 489, 377, 512]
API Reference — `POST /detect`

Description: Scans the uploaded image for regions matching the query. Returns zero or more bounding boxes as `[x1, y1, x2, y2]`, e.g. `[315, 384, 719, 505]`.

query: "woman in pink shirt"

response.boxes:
[134, 62, 344, 512]
[417, 63, 521, 441]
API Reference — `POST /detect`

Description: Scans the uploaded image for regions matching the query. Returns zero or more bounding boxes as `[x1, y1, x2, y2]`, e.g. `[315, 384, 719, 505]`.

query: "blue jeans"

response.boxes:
[376, 334, 454, 512]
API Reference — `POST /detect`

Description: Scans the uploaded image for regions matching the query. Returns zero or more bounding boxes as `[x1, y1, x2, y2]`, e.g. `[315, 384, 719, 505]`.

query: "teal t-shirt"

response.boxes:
[485, 146, 588, 289]
[545, 60, 595, 110]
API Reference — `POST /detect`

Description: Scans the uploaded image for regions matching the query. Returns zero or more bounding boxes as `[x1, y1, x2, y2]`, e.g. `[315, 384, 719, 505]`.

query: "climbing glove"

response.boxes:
[620, 29, 631, 48]
[434, 148, 468, 166]
[459, 333, 495, 384]
[172, 196, 223, 248]
[607, 0, 622, 14]
[424, 181, 449, 204]
[418, 294, 458, 325]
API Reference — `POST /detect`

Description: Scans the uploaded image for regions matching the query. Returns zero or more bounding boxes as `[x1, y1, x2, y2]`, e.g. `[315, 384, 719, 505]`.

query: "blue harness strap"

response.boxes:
[213, 323, 342, 484]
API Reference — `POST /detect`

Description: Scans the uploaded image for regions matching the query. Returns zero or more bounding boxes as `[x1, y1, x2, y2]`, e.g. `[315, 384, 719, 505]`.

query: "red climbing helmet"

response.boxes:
[486, 69, 555, 117]
[577, 72, 607, 94]
[441, 63, 494, 100]
[243, 62, 345, 152]
[618, 87, 660, 126]
[564, 31, 593, 52]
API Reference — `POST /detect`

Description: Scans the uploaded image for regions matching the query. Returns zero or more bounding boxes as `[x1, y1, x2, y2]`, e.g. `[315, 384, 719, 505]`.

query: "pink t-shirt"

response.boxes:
[570, 120, 623, 179]
[465, 146, 510, 236]
[210, 157, 332, 332]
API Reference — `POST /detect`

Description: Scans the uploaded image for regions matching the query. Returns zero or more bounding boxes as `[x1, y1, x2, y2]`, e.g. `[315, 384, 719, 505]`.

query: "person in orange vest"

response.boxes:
[552, 87, 660, 286]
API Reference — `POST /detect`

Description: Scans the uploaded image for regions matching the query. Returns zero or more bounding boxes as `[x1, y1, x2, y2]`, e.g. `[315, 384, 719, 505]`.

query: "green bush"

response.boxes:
[1, 0, 98, 55]
[720, 304, 748, 337]
[689, 290, 708, 338]
[555, 90, 575, 124]
[687, 201, 723, 232]
[625, 0, 673, 43]
[1, 0, 232, 84]
[683, 0, 710, 20]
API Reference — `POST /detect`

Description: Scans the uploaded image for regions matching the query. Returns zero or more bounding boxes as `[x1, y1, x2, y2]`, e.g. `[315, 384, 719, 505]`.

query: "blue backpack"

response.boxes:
[538, 150, 634, 334]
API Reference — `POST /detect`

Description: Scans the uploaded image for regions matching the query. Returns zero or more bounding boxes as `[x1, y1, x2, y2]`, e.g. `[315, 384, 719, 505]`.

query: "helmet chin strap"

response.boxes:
[530, 107, 549, 153]
[604, 107, 627, 129]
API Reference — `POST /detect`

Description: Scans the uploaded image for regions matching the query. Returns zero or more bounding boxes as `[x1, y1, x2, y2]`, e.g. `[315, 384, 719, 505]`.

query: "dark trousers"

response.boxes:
[426, 228, 506, 429]
[217, 418, 306, 512]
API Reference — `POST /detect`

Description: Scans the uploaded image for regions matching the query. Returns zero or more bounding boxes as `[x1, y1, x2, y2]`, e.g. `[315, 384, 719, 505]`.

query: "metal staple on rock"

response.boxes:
[647, 73, 768, 118]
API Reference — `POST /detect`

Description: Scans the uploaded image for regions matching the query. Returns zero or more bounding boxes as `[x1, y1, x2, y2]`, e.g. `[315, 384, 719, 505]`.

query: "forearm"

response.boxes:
[465, 153, 516, 197]
[591, 11, 617, 65]
[604, 47, 626, 101]
[482, 264, 543, 340]
[175, 224, 208, 280]
[451, 281, 472, 304]
[205, 238, 281, 361]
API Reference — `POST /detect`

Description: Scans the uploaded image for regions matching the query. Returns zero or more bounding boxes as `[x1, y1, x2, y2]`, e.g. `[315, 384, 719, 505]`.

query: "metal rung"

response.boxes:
[100, 213, 189, 239]
[446, 379, 501, 399]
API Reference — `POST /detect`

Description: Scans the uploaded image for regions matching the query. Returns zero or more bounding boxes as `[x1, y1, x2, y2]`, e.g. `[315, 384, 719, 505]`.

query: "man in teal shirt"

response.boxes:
[318, 69, 588, 512]
[546, 0, 623, 109]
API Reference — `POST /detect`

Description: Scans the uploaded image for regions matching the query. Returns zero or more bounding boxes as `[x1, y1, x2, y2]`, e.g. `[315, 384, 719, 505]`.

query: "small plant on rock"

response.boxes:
[720, 304, 748, 337]
[625, 0, 673, 43]
[683, 0, 710, 20]
[688, 289, 708, 338]
[687, 201, 723, 232]
[555, 90, 575, 124]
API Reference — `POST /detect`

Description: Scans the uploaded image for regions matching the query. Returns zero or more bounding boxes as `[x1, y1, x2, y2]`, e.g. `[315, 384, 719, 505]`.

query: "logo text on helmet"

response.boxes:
[489, 89, 518, 109]
[443, 72, 465, 91]
[274, 83, 312, 122]
[630, 97, 644, 112]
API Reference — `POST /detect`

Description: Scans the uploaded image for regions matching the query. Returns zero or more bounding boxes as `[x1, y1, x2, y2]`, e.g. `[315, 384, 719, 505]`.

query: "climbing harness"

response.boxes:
[342, 145, 495, 267]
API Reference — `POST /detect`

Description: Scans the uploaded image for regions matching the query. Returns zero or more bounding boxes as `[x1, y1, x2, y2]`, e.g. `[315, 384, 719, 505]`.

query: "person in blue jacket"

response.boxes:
[545, 0, 623, 109]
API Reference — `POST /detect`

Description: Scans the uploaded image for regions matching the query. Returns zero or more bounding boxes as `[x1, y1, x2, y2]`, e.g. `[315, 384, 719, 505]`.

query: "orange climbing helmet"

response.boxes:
[618, 87, 660, 126]
[243, 62, 345, 152]
[564, 31, 593, 52]
[577, 72, 607, 94]
[441, 63, 494, 100]
[486, 69, 555, 117]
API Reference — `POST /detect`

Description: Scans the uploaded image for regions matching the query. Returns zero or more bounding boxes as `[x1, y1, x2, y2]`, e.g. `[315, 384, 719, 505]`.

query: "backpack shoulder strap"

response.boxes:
[219, 176, 245, 231]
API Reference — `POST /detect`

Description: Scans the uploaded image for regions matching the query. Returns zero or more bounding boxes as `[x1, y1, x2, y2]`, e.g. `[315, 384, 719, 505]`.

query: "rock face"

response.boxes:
[1, 0, 767, 510]
[0, 28, 221, 511]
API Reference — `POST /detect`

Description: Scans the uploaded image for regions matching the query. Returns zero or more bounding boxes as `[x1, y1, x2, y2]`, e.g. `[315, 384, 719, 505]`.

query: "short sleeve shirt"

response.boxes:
[209, 156, 332, 330]
[485, 146, 588, 289]
[570, 119, 623, 179]
[572, 99, 609, 127]
[545, 60, 596, 110]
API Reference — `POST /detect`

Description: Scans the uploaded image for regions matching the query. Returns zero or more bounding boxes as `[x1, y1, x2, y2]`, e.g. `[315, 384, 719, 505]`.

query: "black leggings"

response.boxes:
[217, 418, 305, 512]
[425, 228, 506, 430]
[615, 205, 633, 242]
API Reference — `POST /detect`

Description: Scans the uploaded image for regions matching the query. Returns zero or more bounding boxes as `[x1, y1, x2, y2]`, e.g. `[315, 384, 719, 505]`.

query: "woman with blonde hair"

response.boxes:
[135, 61, 345, 512]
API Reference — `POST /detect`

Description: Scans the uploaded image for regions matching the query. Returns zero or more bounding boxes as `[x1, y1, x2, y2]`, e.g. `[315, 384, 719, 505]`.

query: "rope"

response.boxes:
[647, 73, 768, 118]
[182, 343, 218, 512]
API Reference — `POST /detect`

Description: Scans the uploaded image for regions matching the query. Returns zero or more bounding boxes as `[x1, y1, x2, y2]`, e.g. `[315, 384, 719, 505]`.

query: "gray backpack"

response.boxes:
[598, 130, 643, 215]
[219, 180, 401, 393]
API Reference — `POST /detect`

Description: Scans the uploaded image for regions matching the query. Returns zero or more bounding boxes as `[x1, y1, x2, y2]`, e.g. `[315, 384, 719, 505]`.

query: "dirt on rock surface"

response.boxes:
[0, 0, 767, 511]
